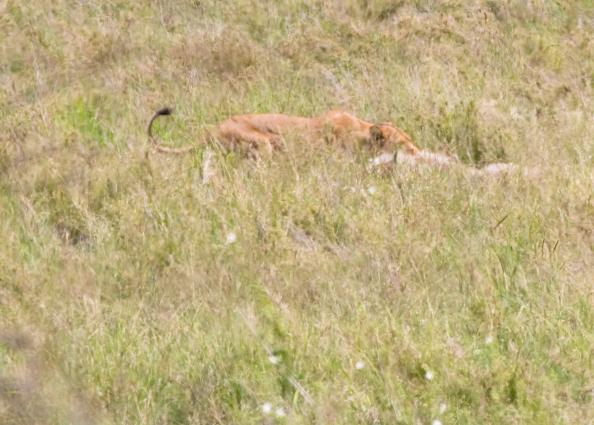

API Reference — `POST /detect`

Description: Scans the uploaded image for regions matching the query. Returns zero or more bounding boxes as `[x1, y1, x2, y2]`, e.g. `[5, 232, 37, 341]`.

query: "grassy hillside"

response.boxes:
[1, 1, 593, 424]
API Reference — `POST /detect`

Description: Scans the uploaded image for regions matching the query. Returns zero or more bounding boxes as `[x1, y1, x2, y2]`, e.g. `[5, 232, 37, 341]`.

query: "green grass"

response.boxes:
[1, 1, 593, 424]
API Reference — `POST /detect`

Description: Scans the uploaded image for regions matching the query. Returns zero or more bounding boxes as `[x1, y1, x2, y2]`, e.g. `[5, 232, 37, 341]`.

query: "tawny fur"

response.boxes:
[147, 107, 419, 157]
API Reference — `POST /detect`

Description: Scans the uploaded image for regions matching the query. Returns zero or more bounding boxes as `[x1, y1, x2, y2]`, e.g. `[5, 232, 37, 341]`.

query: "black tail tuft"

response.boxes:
[156, 106, 173, 116]
[147, 105, 197, 154]
[148, 106, 174, 139]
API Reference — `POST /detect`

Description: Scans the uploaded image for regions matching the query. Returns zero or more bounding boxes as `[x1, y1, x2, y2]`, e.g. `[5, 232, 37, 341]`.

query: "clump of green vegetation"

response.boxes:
[56, 95, 115, 147]
[424, 100, 509, 165]
[1, 1, 593, 424]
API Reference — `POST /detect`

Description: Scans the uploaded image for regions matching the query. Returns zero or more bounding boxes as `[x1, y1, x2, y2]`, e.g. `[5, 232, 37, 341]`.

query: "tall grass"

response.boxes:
[1, 1, 593, 424]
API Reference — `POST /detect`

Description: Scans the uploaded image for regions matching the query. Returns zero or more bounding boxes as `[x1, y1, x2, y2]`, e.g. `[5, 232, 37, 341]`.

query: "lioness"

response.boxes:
[147, 107, 419, 157]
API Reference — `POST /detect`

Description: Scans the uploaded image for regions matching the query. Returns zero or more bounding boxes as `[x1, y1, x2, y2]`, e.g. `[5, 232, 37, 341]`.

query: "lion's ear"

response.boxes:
[370, 124, 384, 142]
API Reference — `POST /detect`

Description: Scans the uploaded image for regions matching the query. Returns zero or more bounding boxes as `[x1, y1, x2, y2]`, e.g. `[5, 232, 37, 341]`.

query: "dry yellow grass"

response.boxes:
[1, 1, 593, 424]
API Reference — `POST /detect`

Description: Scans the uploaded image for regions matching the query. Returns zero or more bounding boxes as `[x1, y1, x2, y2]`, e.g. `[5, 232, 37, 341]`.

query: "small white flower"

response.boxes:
[439, 402, 447, 414]
[275, 407, 286, 418]
[367, 186, 377, 195]
[432, 420, 443, 425]
[485, 335, 494, 345]
[355, 360, 365, 370]
[424, 370, 434, 381]
[268, 355, 280, 365]
[262, 402, 272, 414]
[225, 232, 237, 244]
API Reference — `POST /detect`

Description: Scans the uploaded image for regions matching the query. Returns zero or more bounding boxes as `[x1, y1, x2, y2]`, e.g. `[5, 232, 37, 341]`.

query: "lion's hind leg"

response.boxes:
[238, 129, 276, 159]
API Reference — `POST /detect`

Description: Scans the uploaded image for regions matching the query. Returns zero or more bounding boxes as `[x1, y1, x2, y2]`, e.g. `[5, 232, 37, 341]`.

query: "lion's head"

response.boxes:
[370, 123, 419, 154]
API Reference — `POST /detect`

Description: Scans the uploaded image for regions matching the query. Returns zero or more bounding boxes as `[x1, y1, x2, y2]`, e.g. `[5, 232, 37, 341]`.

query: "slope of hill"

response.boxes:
[1, 1, 593, 424]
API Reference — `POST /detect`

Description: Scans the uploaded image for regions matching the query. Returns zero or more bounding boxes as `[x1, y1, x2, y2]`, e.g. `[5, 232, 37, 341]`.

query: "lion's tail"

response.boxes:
[147, 106, 197, 154]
